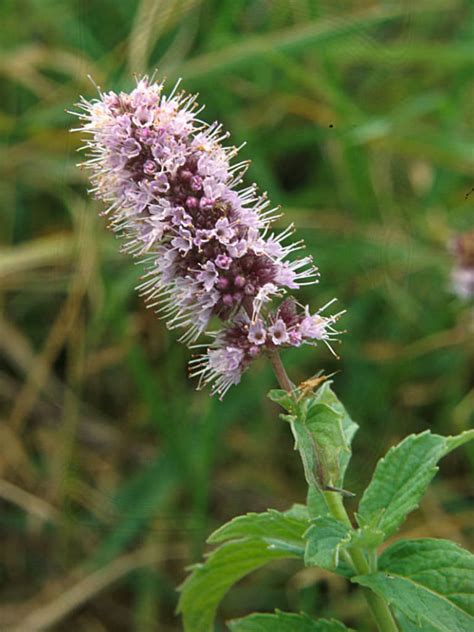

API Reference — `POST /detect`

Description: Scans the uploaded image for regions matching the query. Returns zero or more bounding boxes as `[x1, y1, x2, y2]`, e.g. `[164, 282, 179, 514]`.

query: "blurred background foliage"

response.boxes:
[0, 0, 473, 630]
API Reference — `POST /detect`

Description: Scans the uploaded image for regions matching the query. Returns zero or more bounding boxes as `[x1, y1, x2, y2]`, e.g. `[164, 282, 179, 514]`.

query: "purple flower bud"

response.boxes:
[215, 254, 232, 270]
[216, 277, 229, 290]
[186, 196, 198, 210]
[199, 196, 214, 210]
[137, 127, 152, 142]
[278, 298, 298, 324]
[143, 160, 157, 175]
[191, 175, 203, 191]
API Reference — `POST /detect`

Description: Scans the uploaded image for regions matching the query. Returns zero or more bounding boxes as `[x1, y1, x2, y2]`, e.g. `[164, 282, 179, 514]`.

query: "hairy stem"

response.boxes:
[268, 353, 398, 632]
[267, 349, 294, 392]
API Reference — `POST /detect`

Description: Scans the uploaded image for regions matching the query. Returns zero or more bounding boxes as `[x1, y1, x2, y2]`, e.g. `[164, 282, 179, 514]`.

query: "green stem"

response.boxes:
[324, 491, 399, 632]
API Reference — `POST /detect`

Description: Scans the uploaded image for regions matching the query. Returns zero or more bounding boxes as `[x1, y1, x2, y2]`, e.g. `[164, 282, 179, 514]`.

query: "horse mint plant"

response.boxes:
[73, 76, 474, 632]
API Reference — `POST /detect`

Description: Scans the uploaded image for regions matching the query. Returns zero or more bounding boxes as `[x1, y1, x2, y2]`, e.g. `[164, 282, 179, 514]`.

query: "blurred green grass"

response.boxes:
[0, 1, 473, 630]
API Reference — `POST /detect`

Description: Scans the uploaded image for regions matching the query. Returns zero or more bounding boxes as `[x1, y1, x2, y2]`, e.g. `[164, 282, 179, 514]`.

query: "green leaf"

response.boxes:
[316, 384, 359, 482]
[306, 486, 331, 519]
[301, 382, 357, 488]
[304, 516, 350, 571]
[177, 538, 299, 632]
[228, 610, 353, 631]
[345, 525, 385, 550]
[268, 389, 297, 414]
[353, 538, 474, 632]
[304, 517, 382, 576]
[357, 429, 474, 537]
[208, 505, 309, 550]
[395, 609, 440, 632]
[270, 388, 328, 514]
[445, 430, 474, 452]
[269, 383, 358, 494]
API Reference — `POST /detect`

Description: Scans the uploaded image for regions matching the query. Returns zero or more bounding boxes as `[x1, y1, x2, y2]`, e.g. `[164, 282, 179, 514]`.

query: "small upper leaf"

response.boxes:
[345, 525, 385, 550]
[357, 429, 474, 537]
[304, 517, 383, 576]
[353, 538, 474, 632]
[304, 516, 350, 572]
[177, 538, 300, 632]
[313, 383, 358, 482]
[269, 383, 358, 501]
[306, 486, 331, 519]
[268, 389, 297, 414]
[301, 382, 358, 489]
[228, 610, 353, 631]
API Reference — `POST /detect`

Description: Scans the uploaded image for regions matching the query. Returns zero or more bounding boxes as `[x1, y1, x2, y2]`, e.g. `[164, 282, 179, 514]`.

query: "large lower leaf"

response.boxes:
[208, 505, 309, 552]
[357, 429, 474, 537]
[395, 609, 440, 632]
[228, 610, 353, 631]
[177, 538, 300, 632]
[353, 538, 474, 632]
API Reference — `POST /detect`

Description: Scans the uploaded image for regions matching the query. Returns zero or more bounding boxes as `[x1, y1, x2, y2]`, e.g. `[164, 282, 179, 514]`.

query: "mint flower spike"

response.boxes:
[72, 75, 319, 343]
[189, 298, 344, 399]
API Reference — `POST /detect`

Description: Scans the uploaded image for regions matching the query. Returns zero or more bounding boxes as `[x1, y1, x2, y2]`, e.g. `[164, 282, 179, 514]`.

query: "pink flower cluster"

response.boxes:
[73, 76, 342, 397]
[190, 298, 342, 397]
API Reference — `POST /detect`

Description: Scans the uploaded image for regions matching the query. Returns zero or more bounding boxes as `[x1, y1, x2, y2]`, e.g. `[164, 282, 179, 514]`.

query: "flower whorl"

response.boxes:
[190, 298, 342, 397]
[73, 76, 341, 397]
